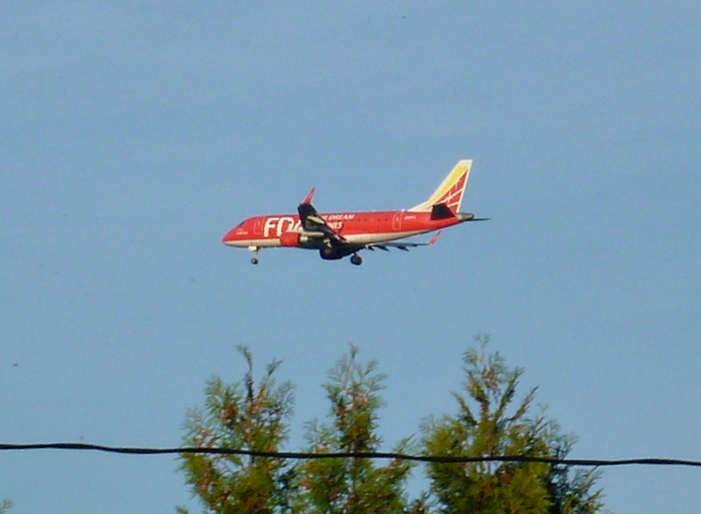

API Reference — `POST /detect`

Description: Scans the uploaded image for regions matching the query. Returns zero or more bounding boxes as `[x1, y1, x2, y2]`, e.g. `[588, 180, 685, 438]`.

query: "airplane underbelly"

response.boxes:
[223, 238, 280, 248]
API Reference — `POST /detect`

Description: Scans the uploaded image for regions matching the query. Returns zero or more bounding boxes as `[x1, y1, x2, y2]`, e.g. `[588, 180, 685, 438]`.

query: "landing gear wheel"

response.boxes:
[251, 257, 259, 265]
[350, 254, 363, 266]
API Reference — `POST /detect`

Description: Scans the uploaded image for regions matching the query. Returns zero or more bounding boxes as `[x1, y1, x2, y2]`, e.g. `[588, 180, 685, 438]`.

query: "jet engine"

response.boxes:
[280, 231, 302, 247]
[280, 231, 317, 248]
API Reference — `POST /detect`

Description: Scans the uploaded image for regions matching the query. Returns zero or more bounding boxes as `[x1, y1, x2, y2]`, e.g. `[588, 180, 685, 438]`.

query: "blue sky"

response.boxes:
[2, 2, 700, 512]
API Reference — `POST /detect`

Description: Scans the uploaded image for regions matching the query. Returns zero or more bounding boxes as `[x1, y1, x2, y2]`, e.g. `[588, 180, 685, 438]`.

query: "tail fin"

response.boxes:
[409, 160, 472, 214]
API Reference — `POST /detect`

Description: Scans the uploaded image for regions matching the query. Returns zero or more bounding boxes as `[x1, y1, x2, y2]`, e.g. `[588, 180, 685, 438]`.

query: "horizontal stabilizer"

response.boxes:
[428, 230, 442, 245]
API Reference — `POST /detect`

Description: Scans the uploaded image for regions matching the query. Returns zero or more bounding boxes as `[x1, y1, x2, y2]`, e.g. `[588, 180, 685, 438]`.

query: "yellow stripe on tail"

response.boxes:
[409, 160, 472, 214]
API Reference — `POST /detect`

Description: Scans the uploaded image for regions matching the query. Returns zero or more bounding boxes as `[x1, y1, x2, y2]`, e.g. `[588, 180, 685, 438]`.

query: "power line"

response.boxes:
[1, 443, 700, 468]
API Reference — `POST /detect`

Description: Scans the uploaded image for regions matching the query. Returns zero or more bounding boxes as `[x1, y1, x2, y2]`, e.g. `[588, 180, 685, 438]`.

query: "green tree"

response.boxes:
[296, 345, 424, 514]
[422, 336, 606, 514]
[179, 345, 295, 514]
[0, 499, 11, 514]
[178, 341, 607, 514]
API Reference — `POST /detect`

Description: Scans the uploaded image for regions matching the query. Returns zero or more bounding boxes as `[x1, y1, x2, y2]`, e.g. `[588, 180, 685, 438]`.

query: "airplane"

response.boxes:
[222, 159, 487, 265]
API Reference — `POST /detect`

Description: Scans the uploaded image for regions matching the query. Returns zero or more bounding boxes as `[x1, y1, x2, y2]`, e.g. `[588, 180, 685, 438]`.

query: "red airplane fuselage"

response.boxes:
[222, 209, 466, 249]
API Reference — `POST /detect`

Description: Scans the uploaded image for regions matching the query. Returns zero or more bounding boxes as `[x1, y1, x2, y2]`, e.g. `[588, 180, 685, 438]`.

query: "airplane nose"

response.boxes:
[222, 227, 237, 245]
[223, 221, 249, 245]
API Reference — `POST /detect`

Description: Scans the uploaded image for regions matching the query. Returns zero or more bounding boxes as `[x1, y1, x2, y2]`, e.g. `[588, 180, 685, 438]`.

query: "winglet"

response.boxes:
[302, 187, 316, 205]
[429, 230, 443, 246]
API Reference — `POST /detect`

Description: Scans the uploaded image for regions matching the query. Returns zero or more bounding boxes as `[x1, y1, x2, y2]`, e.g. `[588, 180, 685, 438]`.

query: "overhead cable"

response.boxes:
[1, 443, 700, 468]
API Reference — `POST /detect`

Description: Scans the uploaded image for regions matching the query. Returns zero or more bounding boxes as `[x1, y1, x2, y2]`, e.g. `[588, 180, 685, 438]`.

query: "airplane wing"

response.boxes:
[297, 188, 347, 244]
[365, 230, 443, 252]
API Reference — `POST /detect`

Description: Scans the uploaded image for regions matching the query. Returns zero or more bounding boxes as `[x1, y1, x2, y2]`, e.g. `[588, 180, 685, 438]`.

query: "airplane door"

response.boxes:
[392, 212, 402, 231]
[254, 219, 263, 236]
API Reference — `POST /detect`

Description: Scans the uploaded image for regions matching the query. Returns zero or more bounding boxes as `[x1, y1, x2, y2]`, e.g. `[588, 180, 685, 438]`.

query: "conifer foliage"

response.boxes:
[422, 336, 605, 513]
[179, 345, 294, 514]
[295, 345, 422, 513]
[179, 339, 607, 514]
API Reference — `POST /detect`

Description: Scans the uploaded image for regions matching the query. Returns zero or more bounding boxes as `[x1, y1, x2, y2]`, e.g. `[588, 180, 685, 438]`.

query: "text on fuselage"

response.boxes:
[263, 216, 351, 237]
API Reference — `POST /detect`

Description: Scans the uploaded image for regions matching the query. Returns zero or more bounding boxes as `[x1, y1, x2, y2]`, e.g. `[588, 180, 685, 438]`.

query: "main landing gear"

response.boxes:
[248, 246, 260, 265]
[350, 253, 363, 266]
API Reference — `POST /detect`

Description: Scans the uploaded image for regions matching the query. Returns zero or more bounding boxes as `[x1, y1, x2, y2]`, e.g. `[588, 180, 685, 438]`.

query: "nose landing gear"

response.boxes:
[350, 253, 363, 266]
[248, 246, 260, 265]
